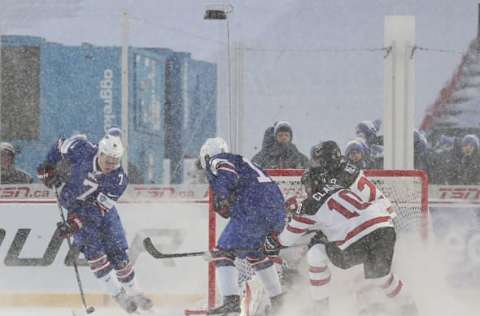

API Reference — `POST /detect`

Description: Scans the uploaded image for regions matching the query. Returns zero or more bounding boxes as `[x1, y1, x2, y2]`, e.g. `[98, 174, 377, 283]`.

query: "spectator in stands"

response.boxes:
[455, 134, 480, 185]
[252, 125, 275, 165]
[355, 120, 383, 168]
[252, 121, 309, 169]
[429, 135, 462, 184]
[0, 142, 33, 184]
[344, 138, 371, 169]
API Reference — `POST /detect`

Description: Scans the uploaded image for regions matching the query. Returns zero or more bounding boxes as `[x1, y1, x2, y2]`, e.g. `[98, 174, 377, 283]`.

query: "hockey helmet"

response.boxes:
[301, 167, 328, 195]
[310, 140, 342, 171]
[98, 134, 124, 159]
[199, 137, 229, 169]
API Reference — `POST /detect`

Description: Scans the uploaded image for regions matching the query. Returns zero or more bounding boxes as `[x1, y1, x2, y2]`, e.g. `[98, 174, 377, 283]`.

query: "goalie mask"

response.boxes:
[199, 137, 229, 169]
[310, 140, 342, 172]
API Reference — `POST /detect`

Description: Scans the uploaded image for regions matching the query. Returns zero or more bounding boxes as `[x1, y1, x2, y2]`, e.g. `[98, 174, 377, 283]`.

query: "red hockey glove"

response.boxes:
[57, 212, 83, 238]
[37, 160, 70, 189]
[284, 196, 299, 214]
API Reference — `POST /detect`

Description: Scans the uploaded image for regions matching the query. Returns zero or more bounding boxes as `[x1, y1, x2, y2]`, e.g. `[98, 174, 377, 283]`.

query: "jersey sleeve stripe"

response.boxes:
[217, 166, 239, 177]
[292, 215, 316, 225]
[286, 225, 305, 234]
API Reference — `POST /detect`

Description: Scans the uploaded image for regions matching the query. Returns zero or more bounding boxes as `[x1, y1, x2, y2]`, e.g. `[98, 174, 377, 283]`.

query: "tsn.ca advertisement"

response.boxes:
[430, 185, 480, 287]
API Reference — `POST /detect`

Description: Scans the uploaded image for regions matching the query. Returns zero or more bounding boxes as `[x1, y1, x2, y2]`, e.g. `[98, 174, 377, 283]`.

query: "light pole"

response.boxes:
[204, 4, 235, 152]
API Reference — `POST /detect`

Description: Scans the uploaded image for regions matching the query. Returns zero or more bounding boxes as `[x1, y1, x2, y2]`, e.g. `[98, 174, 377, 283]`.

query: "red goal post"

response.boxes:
[206, 168, 429, 310]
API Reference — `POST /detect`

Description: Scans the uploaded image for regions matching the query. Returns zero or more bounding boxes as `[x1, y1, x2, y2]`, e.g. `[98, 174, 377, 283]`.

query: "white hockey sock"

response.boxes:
[98, 270, 123, 297]
[255, 265, 282, 297]
[217, 266, 241, 296]
[122, 277, 141, 296]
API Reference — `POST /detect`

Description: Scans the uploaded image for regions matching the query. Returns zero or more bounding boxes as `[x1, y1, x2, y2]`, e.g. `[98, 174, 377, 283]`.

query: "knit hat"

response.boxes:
[345, 139, 368, 157]
[0, 142, 15, 156]
[274, 121, 293, 139]
[462, 134, 479, 149]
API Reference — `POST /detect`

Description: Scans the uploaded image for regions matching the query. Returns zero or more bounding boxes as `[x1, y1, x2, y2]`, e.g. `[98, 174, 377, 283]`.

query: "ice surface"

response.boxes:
[0, 307, 186, 316]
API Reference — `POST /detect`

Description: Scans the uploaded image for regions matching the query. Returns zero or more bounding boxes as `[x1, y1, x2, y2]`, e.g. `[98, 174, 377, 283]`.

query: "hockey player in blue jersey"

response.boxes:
[199, 137, 286, 315]
[37, 132, 152, 314]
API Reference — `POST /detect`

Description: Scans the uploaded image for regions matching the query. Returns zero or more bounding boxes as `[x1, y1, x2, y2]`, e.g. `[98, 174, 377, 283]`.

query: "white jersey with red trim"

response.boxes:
[349, 170, 393, 214]
[278, 184, 394, 250]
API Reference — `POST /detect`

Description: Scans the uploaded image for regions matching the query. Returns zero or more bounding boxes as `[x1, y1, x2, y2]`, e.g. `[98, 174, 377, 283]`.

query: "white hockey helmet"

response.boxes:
[98, 134, 124, 159]
[199, 137, 229, 169]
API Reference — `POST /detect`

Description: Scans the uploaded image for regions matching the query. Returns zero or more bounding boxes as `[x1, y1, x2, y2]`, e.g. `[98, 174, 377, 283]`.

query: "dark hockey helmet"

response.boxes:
[310, 140, 342, 172]
[301, 167, 327, 195]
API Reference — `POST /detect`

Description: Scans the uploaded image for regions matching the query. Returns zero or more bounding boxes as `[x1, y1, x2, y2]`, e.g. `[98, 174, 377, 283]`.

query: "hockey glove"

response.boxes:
[213, 195, 231, 219]
[37, 160, 70, 189]
[284, 196, 299, 214]
[93, 192, 116, 216]
[263, 233, 284, 256]
[57, 212, 83, 238]
[307, 230, 329, 249]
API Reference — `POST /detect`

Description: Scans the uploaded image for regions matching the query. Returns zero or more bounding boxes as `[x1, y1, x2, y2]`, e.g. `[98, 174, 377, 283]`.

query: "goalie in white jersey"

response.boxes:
[265, 164, 419, 316]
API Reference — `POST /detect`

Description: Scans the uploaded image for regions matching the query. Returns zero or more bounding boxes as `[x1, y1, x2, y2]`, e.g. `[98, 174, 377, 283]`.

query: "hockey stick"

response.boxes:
[143, 237, 206, 259]
[54, 188, 95, 314]
[143, 237, 310, 259]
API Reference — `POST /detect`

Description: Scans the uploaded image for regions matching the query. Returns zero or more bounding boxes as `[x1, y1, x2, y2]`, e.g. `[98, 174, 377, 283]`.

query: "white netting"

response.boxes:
[364, 171, 428, 238]
[271, 170, 429, 237]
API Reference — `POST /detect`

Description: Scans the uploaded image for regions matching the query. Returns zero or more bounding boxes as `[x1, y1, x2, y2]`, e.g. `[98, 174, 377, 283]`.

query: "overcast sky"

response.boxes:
[2, 0, 479, 157]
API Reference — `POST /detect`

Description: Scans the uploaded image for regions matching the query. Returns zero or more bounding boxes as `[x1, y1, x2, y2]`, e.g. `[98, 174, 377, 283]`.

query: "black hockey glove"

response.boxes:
[263, 233, 284, 256]
[213, 195, 232, 219]
[37, 160, 70, 189]
[57, 212, 83, 238]
[307, 230, 329, 249]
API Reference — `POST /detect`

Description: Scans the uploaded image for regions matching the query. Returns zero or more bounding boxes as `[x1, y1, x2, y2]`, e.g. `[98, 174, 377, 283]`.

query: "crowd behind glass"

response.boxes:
[1, 119, 479, 185]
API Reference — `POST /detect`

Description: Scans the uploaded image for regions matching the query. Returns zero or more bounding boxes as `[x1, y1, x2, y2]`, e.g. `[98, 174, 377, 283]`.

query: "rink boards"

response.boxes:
[0, 184, 213, 308]
[1, 183, 480, 309]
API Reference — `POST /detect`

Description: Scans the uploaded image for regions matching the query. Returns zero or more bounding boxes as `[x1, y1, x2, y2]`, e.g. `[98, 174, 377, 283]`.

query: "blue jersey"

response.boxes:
[205, 152, 285, 217]
[45, 135, 128, 210]
[206, 153, 285, 254]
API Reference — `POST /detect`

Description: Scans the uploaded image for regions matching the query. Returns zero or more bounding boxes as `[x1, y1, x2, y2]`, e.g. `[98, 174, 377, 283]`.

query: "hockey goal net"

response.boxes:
[186, 169, 429, 315]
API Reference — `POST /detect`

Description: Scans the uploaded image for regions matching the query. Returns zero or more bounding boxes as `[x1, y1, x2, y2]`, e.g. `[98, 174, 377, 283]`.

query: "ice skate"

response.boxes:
[358, 303, 388, 316]
[399, 302, 419, 316]
[207, 295, 241, 315]
[113, 288, 138, 313]
[313, 297, 330, 316]
[131, 293, 154, 311]
[265, 293, 284, 315]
